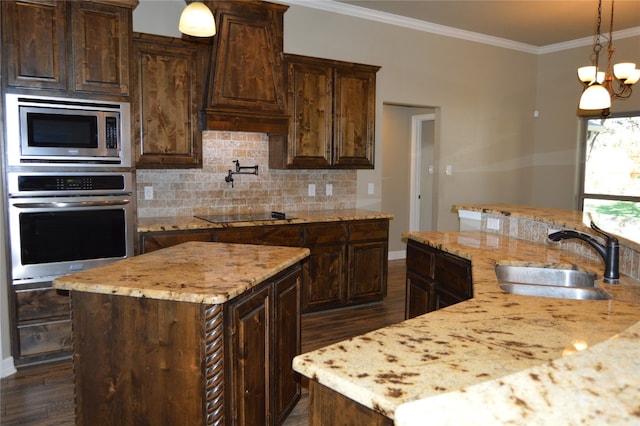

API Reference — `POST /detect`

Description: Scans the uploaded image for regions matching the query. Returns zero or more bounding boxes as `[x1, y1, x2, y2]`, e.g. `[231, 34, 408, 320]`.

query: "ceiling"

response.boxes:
[334, 0, 640, 47]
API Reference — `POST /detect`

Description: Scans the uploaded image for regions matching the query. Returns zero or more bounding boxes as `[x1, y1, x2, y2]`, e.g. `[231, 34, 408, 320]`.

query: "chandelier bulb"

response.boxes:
[579, 83, 611, 110]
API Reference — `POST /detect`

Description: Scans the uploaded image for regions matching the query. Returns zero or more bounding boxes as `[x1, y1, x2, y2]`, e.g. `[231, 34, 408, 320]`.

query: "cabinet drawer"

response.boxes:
[349, 220, 388, 241]
[18, 319, 72, 356]
[215, 225, 302, 247]
[304, 223, 347, 245]
[406, 241, 435, 279]
[16, 287, 69, 322]
[435, 252, 472, 299]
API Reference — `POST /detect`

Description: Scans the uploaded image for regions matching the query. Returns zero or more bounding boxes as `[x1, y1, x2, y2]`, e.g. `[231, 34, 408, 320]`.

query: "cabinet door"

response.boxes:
[347, 240, 387, 304]
[347, 220, 388, 304]
[405, 272, 434, 319]
[272, 267, 302, 423]
[303, 244, 347, 312]
[435, 251, 473, 300]
[227, 285, 272, 426]
[333, 66, 377, 168]
[132, 33, 205, 168]
[2, 0, 67, 90]
[70, 1, 130, 95]
[285, 58, 333, 168]
[302, 223, 348, 312]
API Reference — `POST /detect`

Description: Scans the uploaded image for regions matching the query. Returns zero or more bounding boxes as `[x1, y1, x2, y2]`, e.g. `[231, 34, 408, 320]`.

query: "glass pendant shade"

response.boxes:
[579, 84, 612, 110]
[577, 66, 605, 84]
[613, 62, 636, 80]
[623, 69, 640, 85]
[179, 2, 216, 37]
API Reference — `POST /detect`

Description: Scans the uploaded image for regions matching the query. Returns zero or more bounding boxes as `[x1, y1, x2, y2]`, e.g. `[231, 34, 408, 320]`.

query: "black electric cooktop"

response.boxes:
[194, 211, 294, 223]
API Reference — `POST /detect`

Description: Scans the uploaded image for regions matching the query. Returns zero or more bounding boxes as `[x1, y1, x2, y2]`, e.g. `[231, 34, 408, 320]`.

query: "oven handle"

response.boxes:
[12, 199, 131, 208]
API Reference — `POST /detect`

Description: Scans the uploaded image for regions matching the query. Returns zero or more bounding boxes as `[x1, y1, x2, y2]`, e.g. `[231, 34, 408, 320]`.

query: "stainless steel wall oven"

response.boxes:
[7, 172, 135, 281]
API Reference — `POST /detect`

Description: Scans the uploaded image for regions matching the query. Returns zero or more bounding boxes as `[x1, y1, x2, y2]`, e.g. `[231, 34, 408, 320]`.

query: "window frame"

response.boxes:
[578, 110, 640, 211]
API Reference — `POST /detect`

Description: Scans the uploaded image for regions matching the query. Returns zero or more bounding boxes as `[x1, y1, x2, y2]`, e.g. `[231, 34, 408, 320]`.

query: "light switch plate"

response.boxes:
[144, 186, 153, 200]
[308, 184, 316, 196]
[326, 183, 333, 196]
[368, 183, 374, 195]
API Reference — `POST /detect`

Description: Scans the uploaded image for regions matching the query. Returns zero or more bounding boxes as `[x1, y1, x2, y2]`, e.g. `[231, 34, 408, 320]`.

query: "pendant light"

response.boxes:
[179, 1, 216, 37]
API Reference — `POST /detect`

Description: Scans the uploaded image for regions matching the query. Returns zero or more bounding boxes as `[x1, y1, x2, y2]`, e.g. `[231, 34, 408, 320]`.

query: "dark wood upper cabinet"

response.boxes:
[2, 0, 68, 91]
[132, 32, 207, 168]
[202, 0, 289, 134]
[69, 1, 131, 96]
[2, 0, 133, 99]
[269, 54, 380, 169]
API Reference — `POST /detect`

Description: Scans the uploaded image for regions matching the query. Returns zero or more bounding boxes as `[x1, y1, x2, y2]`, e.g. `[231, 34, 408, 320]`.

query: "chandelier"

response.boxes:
[577, 0, 640, 116]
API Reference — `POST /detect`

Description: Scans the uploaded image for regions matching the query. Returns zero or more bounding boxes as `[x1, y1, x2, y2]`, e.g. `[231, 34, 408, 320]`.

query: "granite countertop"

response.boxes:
[292, 231, 640, 422]
[53, 242, 310, 304]
[137, 209, 393, 233]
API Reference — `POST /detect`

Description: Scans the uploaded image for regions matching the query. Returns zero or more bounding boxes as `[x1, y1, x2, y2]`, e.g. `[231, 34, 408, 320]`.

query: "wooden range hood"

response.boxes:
[201, 0, 289, 135]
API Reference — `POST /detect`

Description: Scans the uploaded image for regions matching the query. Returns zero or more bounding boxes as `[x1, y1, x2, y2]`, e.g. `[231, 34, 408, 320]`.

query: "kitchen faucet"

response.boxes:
[548, 221, 619, 284]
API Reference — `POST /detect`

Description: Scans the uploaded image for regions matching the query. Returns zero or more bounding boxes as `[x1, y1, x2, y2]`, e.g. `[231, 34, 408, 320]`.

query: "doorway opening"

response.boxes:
[409, 113, 437, 232]
[381, 104, 438, 259]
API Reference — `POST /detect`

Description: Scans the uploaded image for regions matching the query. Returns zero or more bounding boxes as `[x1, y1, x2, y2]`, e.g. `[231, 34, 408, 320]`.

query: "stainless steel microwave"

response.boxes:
[5, 94, 131, 167]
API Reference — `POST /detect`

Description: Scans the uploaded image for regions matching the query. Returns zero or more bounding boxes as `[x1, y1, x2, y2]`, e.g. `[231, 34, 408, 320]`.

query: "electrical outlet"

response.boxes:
[144, 186, 153, 200]
[308, 184, 316, 196]
[486, 217, 500, 230]
[368, 183, 374, 195]
[445, 165, 453, 175]
[326, 183, 333, 196]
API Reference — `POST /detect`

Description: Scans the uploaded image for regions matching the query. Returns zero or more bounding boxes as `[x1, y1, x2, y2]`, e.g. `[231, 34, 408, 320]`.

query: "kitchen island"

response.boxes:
[53, 241, 309, 426]
[293, 230, 640, 424]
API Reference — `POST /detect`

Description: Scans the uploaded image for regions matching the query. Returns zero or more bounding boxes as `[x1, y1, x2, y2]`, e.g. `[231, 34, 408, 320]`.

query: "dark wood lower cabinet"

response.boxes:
[139, 218, 390, 314]
[405, 239, 472, 319]
[70, 264, 302, 426]
[11, 282, 72, 365]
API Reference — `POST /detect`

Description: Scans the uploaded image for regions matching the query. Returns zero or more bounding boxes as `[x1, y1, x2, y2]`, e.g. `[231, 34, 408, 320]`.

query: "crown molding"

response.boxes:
[276, 0, 640, 55]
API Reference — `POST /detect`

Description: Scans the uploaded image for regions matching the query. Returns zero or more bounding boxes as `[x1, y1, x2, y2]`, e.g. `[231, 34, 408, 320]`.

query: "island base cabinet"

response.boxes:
[309, 380, 392, 426]
[70, 264, 302, 426]
[405, 239, 472, 319]
[71, 292, 206, 426]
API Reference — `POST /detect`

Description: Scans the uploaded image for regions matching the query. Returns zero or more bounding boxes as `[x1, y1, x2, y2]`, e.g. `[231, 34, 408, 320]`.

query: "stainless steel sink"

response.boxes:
[495, 265, 611, 300]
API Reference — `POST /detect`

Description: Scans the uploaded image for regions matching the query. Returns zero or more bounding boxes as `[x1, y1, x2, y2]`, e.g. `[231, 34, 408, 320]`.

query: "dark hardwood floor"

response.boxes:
[1, 260, 406, 426]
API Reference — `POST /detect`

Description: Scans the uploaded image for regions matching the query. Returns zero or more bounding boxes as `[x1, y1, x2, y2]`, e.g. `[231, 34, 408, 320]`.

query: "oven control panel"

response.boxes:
[7, 172, 133, 196]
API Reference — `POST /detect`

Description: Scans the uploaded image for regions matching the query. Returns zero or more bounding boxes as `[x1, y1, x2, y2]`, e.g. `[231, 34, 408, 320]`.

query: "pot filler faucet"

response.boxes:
[548, 221, 620, 284]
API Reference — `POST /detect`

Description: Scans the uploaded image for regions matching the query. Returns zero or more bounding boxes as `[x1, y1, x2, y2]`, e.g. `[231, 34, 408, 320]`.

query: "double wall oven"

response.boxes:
[4, 94, 135, 365]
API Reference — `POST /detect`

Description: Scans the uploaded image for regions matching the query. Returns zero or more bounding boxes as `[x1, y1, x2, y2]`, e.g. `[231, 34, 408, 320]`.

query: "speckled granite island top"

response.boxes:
[292, 231, 640, 422]
[137, 209, 393, 232]
[53, 242, 310, 304]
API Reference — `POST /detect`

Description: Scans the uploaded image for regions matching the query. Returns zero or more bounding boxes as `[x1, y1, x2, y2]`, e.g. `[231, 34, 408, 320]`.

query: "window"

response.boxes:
[579, 113, 640, 242]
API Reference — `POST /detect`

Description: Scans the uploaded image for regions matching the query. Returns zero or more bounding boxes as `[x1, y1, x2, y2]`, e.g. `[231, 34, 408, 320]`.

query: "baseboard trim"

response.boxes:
[388, 250, 406, 261]
[2, 356, 17, 378]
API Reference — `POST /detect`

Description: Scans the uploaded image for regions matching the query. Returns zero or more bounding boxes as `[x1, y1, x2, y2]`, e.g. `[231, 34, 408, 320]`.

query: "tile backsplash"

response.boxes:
[136, 131, 357, 218]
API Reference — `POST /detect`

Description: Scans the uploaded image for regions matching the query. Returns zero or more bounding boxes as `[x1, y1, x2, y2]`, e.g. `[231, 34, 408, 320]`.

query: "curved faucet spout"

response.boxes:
[548, 221, 619, 284]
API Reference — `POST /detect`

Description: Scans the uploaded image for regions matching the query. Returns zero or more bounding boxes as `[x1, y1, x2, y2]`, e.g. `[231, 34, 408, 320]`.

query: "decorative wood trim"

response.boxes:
[204, 304, 225, 425]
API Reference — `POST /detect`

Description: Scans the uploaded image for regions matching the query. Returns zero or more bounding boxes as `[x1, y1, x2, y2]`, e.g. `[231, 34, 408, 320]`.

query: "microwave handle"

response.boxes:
[13, 199, 131, 208]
